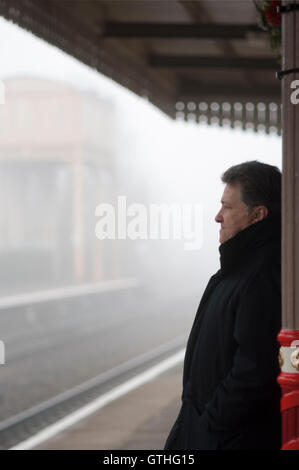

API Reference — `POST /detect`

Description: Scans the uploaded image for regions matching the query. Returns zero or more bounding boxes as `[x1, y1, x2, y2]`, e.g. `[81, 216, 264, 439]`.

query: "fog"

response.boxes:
[0, 17, 282, 301]
[0, 17, 282, 443]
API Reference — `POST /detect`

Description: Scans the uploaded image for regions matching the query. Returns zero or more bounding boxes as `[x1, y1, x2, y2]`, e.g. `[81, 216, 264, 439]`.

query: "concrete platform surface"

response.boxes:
[34, 363, 183, 450]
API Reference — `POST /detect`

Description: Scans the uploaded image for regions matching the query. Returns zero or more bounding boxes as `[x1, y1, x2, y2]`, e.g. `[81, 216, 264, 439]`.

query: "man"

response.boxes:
[164, 161, 282, 450]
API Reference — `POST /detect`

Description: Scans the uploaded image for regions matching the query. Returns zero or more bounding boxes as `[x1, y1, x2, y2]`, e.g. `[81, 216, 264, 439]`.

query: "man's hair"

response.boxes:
[221, 160, 281, 216]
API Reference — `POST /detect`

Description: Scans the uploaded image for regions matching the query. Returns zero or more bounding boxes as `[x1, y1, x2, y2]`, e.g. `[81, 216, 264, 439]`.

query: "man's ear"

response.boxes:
[252, 206, 268, 223]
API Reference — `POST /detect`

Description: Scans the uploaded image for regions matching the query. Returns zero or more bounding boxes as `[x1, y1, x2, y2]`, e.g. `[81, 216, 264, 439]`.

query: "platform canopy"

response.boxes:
[0, 0, 281, 134]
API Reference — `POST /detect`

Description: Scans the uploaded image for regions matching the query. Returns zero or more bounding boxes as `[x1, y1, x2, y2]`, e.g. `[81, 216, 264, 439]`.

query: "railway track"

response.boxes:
[0, 335, 186, 450]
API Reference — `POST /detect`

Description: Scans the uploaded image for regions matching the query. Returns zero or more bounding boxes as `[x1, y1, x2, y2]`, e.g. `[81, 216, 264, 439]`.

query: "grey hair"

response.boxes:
[221, 160, 281, 216]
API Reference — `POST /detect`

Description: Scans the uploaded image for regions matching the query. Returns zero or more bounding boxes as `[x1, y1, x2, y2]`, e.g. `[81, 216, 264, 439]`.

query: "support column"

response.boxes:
[278, 0, 299, 451]
[72, 157, 84, 283]
[93, 169, 105, 281]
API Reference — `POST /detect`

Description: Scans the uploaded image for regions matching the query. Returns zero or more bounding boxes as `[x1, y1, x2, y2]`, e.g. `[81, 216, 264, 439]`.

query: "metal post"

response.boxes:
[72, 158, 84, 282]
[277, 0, 299, 451]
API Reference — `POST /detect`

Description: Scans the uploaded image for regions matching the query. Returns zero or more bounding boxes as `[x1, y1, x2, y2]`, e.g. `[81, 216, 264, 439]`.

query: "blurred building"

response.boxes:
[0, 77, 124, 292]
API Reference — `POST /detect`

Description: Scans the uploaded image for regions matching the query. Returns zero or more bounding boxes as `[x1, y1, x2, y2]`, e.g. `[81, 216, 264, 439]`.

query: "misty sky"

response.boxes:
[0, 16, 282, 276]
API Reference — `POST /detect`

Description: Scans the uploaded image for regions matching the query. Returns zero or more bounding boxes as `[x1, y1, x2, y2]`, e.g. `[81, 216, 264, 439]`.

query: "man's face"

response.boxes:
[215, 183, 255, 244]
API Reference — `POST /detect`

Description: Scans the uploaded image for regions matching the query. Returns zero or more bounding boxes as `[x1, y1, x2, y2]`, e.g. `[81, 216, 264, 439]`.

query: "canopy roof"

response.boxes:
[0, 0, 281, 133]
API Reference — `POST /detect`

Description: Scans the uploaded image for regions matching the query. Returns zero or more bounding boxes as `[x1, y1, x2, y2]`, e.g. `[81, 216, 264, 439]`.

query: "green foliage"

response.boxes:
[253, 0, 281, 64]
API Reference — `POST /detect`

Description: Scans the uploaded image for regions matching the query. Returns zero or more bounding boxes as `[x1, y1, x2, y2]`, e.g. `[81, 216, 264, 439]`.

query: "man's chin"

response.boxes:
[220, 232, 229, 244]
[219, 229, 225, 244]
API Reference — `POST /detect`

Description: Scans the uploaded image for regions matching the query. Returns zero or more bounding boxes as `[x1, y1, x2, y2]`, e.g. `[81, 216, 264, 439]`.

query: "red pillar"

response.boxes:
[278, 0, 299, 450]
[278, 331, 299, 449]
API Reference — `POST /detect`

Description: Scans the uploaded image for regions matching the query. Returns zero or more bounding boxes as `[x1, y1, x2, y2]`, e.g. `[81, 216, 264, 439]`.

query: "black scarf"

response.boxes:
[218, 213, 281, 275]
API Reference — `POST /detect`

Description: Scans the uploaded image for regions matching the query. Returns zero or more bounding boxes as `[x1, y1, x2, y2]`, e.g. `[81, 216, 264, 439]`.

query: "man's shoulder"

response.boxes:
[254, 238, 281, 270]
[239, 240, 281, 295]
[218, 239, 281, 299]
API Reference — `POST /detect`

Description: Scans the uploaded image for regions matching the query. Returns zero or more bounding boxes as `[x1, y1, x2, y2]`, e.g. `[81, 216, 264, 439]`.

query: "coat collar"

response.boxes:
[218, 213, 281, 275]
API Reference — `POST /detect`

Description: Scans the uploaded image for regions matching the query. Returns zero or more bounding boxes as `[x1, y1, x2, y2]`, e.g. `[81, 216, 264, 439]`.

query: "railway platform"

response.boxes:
[32, 363, 183, 450]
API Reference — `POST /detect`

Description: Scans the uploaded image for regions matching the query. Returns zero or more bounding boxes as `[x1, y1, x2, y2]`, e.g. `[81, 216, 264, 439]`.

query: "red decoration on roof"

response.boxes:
[265, 1, 282, 26]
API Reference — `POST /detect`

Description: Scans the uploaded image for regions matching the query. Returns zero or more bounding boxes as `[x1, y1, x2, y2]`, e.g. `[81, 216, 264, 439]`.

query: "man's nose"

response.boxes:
[215, 211, 223, 223]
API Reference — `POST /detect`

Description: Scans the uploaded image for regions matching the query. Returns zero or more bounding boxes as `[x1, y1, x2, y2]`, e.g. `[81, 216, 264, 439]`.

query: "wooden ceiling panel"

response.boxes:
[178, 68, 251, 84]
[200, 0, 258, 24]
[0, 0, 281, 123]
[149, 38, 222, 56]
[99, 0, 190, 23]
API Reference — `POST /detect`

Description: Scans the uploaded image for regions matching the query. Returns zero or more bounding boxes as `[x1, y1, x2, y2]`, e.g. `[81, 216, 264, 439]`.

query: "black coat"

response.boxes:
[164, 214, 282, 450]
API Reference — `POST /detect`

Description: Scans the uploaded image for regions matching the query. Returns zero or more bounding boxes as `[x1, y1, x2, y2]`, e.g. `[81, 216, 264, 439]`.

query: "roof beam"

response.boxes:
[149, 56, 278, 70]
[178, 0, 256, 87]
[179, 81, 280, 100]
[178, 0, 211, 23]
[103, 23, 261, 39]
